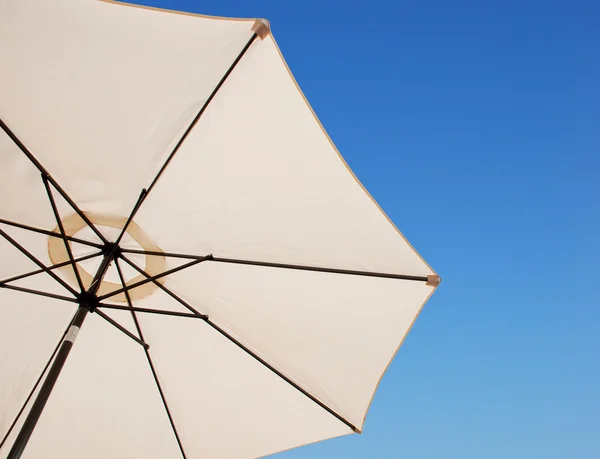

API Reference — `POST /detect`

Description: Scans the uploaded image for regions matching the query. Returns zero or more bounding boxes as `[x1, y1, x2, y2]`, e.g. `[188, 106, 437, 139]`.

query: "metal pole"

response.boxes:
[6, 306, 89, 459]
[7, 250, 116, 459]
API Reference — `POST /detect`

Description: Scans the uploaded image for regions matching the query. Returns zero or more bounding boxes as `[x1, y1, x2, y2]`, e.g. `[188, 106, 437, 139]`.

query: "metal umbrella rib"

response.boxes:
[0, 252, 101, 286]
[0, 219, 103, 249]
[41, 174, 85, 292]
[143, 33, 259, 198]
[120, 248, 429, 283]
[98, 303, 203, 320]
[114, 259, 188, 459]
[0, 284, 79, 303]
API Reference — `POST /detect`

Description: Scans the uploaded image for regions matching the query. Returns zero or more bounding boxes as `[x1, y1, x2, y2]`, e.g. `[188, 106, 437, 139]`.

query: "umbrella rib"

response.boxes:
[212, 256, 429, 282]
[0, 228, 78, 297]
[121, 248, 204, 260]
[41, 174, 85, 292]
[99, 303, 201, 320]
[113, 188, 147, 249]
[120, 248, 429, 282]
[114, 260, 188, 459]
[143, 32, 258, 198]
[0, 251, 102, 285]
[0, 218, 103, 249]
[0, 284, 79, 303]
[0, 313, 75, 450]
[0, 119, 109, 245]
[93, 308, 150, 349]
[109, 33, 260, 259]
[204, 319, 358, 432]
[118, 257, 358, 432]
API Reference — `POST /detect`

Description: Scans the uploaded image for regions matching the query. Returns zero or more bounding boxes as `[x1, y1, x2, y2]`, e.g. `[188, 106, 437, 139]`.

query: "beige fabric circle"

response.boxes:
[48, 213, 166, 302]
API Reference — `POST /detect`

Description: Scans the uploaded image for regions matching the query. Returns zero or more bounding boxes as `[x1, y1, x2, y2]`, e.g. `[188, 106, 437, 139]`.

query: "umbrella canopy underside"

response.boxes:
[0, 1, 439, 458]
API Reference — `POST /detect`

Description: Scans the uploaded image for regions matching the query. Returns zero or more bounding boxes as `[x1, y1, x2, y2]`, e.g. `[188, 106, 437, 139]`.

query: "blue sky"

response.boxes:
[133, 1, 600, 457]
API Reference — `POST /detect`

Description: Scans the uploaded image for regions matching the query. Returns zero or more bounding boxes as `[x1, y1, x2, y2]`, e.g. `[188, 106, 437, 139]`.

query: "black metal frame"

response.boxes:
[114, 259, 188, 459]
[0, 26, 433, 459]
[0, 252, 101, 286]
[0, 218, 103, 249]
[120, 247, 429, 282]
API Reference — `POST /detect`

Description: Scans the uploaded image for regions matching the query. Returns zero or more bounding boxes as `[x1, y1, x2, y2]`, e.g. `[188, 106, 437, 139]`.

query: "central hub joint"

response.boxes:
[78, 291, 100, 312]
[102, 242, 122, 258]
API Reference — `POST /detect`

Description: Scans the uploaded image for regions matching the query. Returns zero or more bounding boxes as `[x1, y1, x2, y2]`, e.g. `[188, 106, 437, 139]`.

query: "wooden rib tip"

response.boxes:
[252, 18, 271, 40]
[426, 274, 441, 287]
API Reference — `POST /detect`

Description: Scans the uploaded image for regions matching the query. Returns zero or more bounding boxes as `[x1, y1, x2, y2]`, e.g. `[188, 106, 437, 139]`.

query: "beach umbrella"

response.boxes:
[0, 1, 440, 458]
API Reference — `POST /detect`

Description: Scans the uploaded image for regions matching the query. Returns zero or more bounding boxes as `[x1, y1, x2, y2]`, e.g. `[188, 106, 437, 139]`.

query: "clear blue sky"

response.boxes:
[134, 1, 599, 457]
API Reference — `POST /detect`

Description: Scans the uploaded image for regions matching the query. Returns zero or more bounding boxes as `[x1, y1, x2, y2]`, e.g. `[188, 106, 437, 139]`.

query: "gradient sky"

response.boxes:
[132, 1, 599, 457]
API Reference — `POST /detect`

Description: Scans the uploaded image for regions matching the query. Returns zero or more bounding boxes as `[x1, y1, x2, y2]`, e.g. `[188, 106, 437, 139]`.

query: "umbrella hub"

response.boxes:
[77, 291, 100, 312]
[101, 242, 122, 258]
[48, 212, 167, 303]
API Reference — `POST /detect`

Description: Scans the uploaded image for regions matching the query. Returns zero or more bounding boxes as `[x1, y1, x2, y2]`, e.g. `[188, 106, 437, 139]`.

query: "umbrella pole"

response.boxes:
[7, 250, 116, 459]
[6, 306, 89, 459]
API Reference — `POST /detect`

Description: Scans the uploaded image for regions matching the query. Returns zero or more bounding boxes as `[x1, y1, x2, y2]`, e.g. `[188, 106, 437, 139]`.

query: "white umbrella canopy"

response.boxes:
[0, 1, 440, 458]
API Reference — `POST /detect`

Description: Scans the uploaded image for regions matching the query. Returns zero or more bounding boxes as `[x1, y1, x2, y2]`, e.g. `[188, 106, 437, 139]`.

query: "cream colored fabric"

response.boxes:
[0, 0, 255, 222]
[137, 262, 435, 430]
[0, 0, 439, 458]
[135, 35, 433, 277]
[0, 130, 55, 231]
